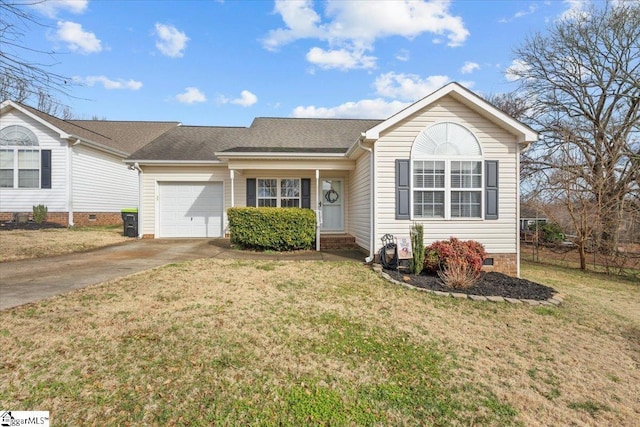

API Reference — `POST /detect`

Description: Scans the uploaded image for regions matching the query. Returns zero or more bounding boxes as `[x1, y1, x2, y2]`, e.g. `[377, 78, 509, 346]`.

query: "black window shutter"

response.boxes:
[246, 178, 256, 207]
[396, 159, 410, 220]
[41, 150, 52, 189]
[301, 178, 311, 209]
[485, 160, 498, 220]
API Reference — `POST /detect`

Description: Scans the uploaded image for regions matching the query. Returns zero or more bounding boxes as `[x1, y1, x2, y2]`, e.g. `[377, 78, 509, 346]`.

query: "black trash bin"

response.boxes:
[121, 208, 138, 237]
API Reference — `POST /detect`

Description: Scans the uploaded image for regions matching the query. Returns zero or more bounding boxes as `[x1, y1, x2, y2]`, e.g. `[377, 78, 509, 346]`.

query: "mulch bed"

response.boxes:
[0, 221, 65, 231]
[384, 268, 557, 300]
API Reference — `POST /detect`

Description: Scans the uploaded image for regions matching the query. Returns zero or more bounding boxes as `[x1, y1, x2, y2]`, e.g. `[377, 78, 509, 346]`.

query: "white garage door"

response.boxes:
[158, 182, 223, 238]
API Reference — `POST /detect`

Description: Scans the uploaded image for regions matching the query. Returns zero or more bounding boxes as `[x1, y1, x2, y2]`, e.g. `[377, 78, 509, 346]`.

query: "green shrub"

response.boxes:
[424, 237, 487, 276]
[227, 207, 316, 251]
[32, 204, 48, 224]
[409, 223, 425, 275]
[537, 222, 565, 243]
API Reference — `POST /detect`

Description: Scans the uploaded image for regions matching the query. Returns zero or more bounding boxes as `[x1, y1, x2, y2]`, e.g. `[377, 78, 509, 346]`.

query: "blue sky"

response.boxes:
[20, 0, 599, 126]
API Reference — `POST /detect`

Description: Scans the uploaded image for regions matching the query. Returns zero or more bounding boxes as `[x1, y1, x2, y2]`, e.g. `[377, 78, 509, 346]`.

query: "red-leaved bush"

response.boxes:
[423, 237, 487, 276]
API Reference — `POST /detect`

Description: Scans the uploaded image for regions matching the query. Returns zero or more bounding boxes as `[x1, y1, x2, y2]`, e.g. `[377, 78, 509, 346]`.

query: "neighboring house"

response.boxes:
[126, 83, 537, 276]
[0, 100, 178, 226]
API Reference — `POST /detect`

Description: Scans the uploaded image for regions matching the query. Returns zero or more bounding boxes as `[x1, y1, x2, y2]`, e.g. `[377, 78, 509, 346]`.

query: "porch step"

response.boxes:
[320, 234, 358, 250]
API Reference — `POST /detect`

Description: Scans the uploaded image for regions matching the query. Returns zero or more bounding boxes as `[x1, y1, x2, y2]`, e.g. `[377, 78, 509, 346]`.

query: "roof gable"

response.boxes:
[363, 82, 538, 144]
[0, 100, 179, 156]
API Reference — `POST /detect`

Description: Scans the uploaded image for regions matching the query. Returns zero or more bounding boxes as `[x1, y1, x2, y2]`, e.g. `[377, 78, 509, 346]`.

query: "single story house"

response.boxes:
[0, 100, 178, 226]
[126, 83, 537, 276]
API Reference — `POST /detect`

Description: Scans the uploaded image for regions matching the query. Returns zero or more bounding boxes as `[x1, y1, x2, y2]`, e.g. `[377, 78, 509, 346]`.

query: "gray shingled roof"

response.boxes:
[68, 120, 180, 154]
[16, 102, 179, 155]
[127, 126, 249, 161]
[127, 117, 383, 161]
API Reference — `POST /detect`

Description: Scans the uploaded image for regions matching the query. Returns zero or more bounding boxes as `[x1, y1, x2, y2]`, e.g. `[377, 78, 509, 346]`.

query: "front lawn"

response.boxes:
[0, 226, 129, 262]
[0, 260, 637, 425]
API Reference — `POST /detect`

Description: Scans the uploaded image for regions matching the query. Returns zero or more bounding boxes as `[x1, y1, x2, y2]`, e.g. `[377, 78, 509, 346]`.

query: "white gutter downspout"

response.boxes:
[67, 138, 82, 227]
[133, 162, 143, 238]
[357, 133, 375, 263]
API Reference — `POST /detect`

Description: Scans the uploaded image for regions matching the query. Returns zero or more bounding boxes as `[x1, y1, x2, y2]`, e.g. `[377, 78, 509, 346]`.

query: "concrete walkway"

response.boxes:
[0, 239, 366, 310]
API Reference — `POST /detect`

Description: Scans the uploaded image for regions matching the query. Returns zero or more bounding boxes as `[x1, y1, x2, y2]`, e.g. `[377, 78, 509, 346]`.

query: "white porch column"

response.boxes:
[230, 169, 235, 207]
[315, 169, 320, 251]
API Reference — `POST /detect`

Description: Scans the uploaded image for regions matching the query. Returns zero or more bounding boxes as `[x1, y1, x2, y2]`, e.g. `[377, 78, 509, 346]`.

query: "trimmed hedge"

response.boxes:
[227, 207, 316, 251]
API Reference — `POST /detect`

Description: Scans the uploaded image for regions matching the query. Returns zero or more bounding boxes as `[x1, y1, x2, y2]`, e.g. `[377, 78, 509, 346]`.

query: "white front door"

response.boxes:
[321, 179, 343, 232]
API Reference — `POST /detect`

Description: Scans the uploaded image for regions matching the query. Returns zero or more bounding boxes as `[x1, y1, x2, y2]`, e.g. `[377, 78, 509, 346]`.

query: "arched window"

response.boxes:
[0, 125, 42, 188]
[0, 125, 39, 147]
[411, 122, 483, 219]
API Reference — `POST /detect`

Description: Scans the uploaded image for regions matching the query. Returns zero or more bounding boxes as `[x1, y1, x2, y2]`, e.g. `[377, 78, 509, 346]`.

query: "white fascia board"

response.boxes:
[123, 159, 224, 166]
[215, 152, 347, 160]
[364, 82, 538, 143]
[71, 137, 129, 157]
[1, 100, 71, 139]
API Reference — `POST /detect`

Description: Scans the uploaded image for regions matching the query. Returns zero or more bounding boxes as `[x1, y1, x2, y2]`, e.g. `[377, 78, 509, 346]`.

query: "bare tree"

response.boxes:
[0, 1, 72, 109]
[510, 1, 640, 255]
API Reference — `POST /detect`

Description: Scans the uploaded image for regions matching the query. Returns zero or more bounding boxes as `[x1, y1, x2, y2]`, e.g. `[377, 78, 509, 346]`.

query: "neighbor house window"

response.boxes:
[0, 125, 41, 189]
[411, 122, 483, 219]
[257, 178, 300, 207]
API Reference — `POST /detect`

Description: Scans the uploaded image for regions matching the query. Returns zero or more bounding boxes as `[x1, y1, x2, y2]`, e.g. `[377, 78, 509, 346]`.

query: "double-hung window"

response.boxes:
[0, 125, 41, 189]
[411, 122, 484, 220]
[257, 178, 300, 207]
[451, 161, 482, 218]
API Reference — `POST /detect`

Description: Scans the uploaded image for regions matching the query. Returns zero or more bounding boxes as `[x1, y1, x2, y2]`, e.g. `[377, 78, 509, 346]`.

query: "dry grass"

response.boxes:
[0, 227, 128, 262]
[0, 259, 638, 425]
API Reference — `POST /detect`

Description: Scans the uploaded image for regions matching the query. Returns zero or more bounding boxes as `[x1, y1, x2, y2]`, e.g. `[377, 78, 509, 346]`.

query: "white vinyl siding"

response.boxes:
[0, 110, 68, 212]
[375, 95, 519, 254]
[71, 144, 137, 212]
[348, 151, 371, 251]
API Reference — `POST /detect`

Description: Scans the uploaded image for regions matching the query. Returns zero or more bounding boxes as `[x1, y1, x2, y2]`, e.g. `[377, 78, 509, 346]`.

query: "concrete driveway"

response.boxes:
[0, 239, 365, 310]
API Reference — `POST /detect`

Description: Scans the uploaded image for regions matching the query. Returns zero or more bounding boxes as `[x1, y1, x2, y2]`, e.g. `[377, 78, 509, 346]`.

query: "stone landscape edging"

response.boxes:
[372, 264, 564, 306]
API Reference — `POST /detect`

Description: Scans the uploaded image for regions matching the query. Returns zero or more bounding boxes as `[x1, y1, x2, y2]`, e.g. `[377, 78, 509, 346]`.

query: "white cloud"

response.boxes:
[499, 4, 538, 23]
[32, 0, 88, 18]
[292, 98, 409, 119]
[322, 0, 469, 47]
[176, 87, 207, 104]
[56, 21, 102, 54]
[374, 72, 450, 102]
[263, 0, 469, 69]
[395, 49, 410, 62]
[505, 59, 530, 82]
[154, 23, 189, 58]
[460, 61, 479, 74]
[263, 0, 324, 51]
[232, 90, 258, 107]
[75, 75, 142, 90]
[218, 90, 258, 107]
[306, 47, 376, 70]
[559, 0, 590, 20]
